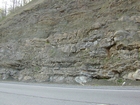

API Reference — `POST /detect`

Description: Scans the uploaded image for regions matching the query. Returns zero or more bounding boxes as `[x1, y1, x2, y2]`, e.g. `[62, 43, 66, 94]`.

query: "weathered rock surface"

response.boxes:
[0, 0, 140, 84]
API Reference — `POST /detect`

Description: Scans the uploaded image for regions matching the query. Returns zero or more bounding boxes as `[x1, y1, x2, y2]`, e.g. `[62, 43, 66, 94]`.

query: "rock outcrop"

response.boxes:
[0, 0, 140, 84]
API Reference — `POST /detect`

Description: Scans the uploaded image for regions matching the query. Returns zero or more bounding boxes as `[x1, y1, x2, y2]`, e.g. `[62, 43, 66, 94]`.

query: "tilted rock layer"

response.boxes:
[0, 0, 140, 84]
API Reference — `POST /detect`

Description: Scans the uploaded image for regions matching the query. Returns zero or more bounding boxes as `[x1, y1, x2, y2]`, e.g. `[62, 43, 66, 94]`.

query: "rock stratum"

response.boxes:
[0, 0, 140, 85]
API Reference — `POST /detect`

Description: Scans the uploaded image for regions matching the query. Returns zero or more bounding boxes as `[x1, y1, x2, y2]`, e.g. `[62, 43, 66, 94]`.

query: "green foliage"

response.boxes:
[48, 48, 57, 57]
[117, 78, 124, 83]
[0, 17, 6, 23]
[0, 8, 6, 22]
[34, 66, 40, 71]
[46, 40, 50, 44]
[138, 49, 140, 60]
[103, 57, 110, 63]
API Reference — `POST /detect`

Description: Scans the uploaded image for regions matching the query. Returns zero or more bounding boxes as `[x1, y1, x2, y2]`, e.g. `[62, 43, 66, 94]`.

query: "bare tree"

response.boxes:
[4, 1, 7, 16]
[0, 8, 6, 19]
[1, 0, 8, 16]
[1, 0, 33, 15]
[11, 0, 15, 11]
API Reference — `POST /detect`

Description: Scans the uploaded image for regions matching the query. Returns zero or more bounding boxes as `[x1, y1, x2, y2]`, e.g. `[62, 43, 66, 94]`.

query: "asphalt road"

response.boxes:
[0, 82, 140, 105]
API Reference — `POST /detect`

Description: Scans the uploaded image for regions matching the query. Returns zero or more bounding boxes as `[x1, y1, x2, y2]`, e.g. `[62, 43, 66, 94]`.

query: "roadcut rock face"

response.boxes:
[0, 0, 140, 84]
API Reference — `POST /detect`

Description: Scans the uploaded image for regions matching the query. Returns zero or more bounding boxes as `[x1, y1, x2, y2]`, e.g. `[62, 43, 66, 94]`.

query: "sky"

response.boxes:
[0, 0, 11, 9]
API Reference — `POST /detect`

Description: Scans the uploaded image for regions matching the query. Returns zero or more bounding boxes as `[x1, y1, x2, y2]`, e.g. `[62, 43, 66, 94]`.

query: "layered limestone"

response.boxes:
[0, 0, 140, 84]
